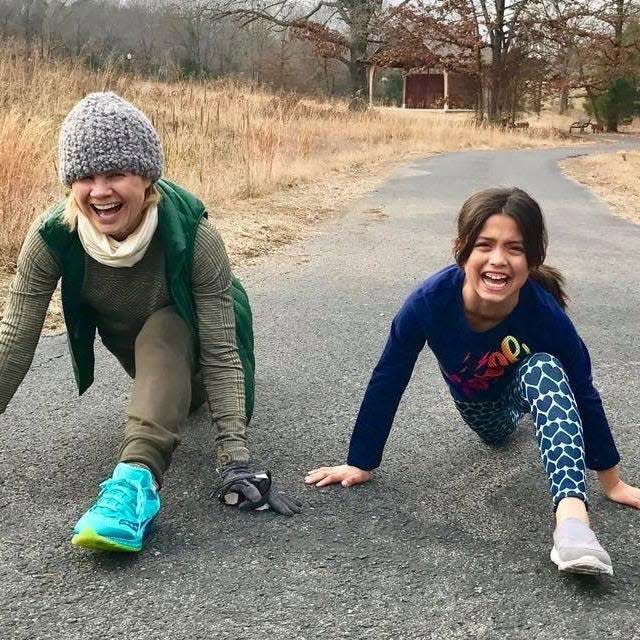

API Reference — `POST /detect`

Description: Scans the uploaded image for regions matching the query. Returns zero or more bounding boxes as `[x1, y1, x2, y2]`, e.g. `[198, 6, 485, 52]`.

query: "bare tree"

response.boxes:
[0, 0, 16, 40]
[539, 0, 640, 129]
[217, 0, 413, 108]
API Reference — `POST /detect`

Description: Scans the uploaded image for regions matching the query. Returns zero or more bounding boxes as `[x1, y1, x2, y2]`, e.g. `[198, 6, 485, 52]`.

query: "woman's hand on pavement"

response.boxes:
[304, 464, 372, 488]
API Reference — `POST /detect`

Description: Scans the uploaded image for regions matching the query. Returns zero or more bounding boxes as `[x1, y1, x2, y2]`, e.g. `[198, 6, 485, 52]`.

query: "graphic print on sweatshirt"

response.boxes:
[444, 335, 531, 397]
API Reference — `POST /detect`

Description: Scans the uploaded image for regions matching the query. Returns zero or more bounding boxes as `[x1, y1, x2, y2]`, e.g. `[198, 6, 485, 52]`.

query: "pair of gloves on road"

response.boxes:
[213, 461, 302, 516]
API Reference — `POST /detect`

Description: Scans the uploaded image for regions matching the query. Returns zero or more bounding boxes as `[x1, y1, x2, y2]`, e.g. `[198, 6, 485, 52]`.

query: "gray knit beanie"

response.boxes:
[58, 92, 164, 187]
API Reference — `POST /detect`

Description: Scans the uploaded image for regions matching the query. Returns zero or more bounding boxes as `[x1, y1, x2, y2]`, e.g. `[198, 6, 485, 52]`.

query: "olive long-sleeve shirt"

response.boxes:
[0, 215, 249, 465]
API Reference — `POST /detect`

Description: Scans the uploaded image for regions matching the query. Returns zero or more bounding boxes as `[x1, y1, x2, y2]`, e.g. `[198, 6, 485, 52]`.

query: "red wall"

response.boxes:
[406, 74, 444, 109]
[405, 73, 478, 109]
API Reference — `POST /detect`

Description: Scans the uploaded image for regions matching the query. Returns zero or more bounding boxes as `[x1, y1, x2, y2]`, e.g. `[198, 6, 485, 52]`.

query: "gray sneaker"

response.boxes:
[550, 517, 613, 576]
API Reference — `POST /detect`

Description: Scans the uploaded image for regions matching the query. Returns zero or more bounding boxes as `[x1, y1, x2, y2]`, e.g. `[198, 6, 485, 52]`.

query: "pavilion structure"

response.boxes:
[367, 44, 483, 111]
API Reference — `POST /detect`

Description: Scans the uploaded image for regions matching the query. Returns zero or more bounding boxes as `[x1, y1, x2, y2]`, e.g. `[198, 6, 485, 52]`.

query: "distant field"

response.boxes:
[1, 46, 586, 332]
[1, 47, 574, 272]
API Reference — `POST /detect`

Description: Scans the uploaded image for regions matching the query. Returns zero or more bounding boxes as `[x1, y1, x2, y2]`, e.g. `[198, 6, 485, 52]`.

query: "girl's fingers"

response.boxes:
[306, 467, 327, 476]
[608, 483, 640, 509]
[304, 468, 331, 484]
[304, 465, 370, 487]
[315, 473, 343, 487]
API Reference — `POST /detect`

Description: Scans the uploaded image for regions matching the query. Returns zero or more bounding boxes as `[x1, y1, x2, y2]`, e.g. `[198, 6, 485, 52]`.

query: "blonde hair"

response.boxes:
[62, 184, 161, 231]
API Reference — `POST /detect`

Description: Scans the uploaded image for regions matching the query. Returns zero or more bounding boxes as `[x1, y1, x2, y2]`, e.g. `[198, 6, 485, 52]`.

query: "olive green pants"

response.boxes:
[103, 306, 205, 485]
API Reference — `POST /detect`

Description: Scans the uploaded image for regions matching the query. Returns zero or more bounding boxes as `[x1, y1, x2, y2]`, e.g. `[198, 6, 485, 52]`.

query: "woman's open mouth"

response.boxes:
[481, 271, 510, 291]
[91, 202, 123, 219]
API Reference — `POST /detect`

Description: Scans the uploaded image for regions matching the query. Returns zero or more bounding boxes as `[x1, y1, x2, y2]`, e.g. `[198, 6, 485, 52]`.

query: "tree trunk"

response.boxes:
[606, 0, 624, 132]
[584, 86, 601, 123]
[347, 37, 368, 111]
[559, 86, 569, 114]
[486, 3, 506, 123]
[487, 34, 507, 122]
[474, 45, 485, 122]
[534, 81, 542, 116]
[606, 104, 619, 133]
[487, 63, 503, 123]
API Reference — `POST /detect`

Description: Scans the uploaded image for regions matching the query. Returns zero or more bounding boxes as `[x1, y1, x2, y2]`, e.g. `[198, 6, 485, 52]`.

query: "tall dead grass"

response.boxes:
[1, 44, 568, 270]
[560, 150, 640, 225]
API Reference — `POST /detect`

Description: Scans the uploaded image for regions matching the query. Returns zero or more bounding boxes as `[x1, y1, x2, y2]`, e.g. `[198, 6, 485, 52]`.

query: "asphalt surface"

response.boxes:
[2, 137, 640, 640]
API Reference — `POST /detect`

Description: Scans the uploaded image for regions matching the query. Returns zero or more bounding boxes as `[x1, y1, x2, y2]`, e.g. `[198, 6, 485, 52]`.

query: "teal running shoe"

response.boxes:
[72, 463, 161, 552]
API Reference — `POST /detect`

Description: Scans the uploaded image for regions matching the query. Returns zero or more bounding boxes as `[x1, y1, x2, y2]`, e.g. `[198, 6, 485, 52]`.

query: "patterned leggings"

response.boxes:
[454, 353, 587, 507]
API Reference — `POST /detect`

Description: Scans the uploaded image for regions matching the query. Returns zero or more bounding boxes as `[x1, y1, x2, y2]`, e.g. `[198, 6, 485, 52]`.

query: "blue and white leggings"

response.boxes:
[454, 353, 587, 508]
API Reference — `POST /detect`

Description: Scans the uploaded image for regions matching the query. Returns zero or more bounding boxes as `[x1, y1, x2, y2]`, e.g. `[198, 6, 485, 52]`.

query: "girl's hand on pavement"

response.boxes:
[604, 480, 640, 509]
[304, 465, 372, 488]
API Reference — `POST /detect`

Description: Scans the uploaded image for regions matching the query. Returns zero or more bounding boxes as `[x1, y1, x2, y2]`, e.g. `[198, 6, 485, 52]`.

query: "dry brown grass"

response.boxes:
[560, 149, 640, 225]
[1, 44, 575, 332]
[0, 46, 570, 264]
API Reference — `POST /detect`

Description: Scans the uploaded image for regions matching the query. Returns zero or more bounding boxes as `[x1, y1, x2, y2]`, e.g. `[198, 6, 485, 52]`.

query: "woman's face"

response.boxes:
[462, 213, 530, 315]
[71, 172, 151, 241]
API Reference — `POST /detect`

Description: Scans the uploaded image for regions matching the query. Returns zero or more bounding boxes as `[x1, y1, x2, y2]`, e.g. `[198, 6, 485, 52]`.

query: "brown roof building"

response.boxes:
[368, 43, 489, 111]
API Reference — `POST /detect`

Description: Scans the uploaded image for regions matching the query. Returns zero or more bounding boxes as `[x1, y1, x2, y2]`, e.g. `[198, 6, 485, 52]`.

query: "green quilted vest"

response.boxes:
[38, 178, 255, 421]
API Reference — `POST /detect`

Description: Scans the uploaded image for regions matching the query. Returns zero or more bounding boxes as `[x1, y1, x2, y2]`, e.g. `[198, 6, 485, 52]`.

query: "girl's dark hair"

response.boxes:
[454, 187, 568, 309]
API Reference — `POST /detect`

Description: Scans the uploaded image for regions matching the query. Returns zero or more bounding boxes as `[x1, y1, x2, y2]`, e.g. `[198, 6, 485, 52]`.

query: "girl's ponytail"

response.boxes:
[529, 265, 568, 310]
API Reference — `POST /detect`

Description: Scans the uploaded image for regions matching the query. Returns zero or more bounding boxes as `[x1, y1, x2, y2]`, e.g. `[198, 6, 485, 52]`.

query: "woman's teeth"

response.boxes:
[91, 203, 123, 217]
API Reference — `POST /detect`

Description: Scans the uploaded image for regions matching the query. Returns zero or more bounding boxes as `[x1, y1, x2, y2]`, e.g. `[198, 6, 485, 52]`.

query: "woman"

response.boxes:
[0, 92, 300, 553]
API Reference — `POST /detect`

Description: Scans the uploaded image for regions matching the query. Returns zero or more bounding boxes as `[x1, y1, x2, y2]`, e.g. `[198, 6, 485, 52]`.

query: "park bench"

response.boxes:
[569, 118, 592, 133]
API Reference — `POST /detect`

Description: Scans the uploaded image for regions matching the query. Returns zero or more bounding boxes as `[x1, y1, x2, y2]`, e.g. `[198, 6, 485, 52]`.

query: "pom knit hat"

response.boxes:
[58, 92, 164, 187]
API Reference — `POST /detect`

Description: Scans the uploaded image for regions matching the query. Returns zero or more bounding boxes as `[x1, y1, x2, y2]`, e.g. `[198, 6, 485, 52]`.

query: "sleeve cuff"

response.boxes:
[585, 451, 621, 472]
[346, 453, 379, 472]
[216, 446, 250, 468]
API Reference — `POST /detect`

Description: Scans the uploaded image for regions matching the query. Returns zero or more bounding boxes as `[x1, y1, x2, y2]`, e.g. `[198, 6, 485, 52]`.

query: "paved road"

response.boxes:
[2, 139, 640, 640]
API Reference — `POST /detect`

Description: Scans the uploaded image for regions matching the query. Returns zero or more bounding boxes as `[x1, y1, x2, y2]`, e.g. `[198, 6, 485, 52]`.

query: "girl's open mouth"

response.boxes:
[481, 272, 510, 291]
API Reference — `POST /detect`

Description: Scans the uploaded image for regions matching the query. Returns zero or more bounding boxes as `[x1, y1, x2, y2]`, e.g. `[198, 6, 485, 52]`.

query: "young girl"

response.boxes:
[305, 187, 640, 576]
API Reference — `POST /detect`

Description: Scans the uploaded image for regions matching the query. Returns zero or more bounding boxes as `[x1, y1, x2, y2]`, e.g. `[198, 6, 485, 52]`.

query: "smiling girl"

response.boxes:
[305, 187, 640, 576]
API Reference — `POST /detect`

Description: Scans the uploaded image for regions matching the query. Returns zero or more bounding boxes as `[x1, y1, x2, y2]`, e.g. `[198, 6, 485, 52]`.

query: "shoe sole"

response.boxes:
[72, 528, 142, 553]
[550, 546, 613, 576]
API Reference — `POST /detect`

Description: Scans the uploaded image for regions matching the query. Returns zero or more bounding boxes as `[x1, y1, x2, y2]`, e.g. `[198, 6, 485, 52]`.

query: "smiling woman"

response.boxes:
[70, 173, 153, 242]
[0, 92, 301, 555]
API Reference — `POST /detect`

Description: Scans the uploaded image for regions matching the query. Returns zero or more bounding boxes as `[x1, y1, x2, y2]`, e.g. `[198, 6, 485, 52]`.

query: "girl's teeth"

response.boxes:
[482, 273, 509, 289]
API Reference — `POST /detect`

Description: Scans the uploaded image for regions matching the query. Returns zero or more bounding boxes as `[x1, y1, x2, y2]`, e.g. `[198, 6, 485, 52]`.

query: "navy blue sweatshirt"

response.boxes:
[347, 265, 620, 472]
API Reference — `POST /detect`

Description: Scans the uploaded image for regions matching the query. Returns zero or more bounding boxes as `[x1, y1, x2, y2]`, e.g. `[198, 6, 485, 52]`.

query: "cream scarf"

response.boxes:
[77, 204, 158, 267]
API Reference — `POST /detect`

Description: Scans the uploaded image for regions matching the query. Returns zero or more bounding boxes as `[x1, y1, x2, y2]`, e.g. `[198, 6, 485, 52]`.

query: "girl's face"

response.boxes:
[71, 172, 151, 241]
[462, 213, 530, 316]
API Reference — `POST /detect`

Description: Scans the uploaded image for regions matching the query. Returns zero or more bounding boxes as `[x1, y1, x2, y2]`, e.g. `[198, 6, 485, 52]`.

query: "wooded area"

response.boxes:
[2, 0, 639, 128]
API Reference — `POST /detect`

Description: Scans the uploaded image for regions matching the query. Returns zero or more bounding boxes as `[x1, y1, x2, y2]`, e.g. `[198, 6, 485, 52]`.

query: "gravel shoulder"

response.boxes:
[560, 140, 640, 226]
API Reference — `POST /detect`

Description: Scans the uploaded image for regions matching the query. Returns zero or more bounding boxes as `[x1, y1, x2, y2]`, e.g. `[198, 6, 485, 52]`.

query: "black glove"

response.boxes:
[213, 462, 302, 516]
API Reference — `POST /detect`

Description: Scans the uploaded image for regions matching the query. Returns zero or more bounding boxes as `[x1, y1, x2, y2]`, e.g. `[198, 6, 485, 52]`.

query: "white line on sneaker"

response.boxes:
[550, 546, 614, 576]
